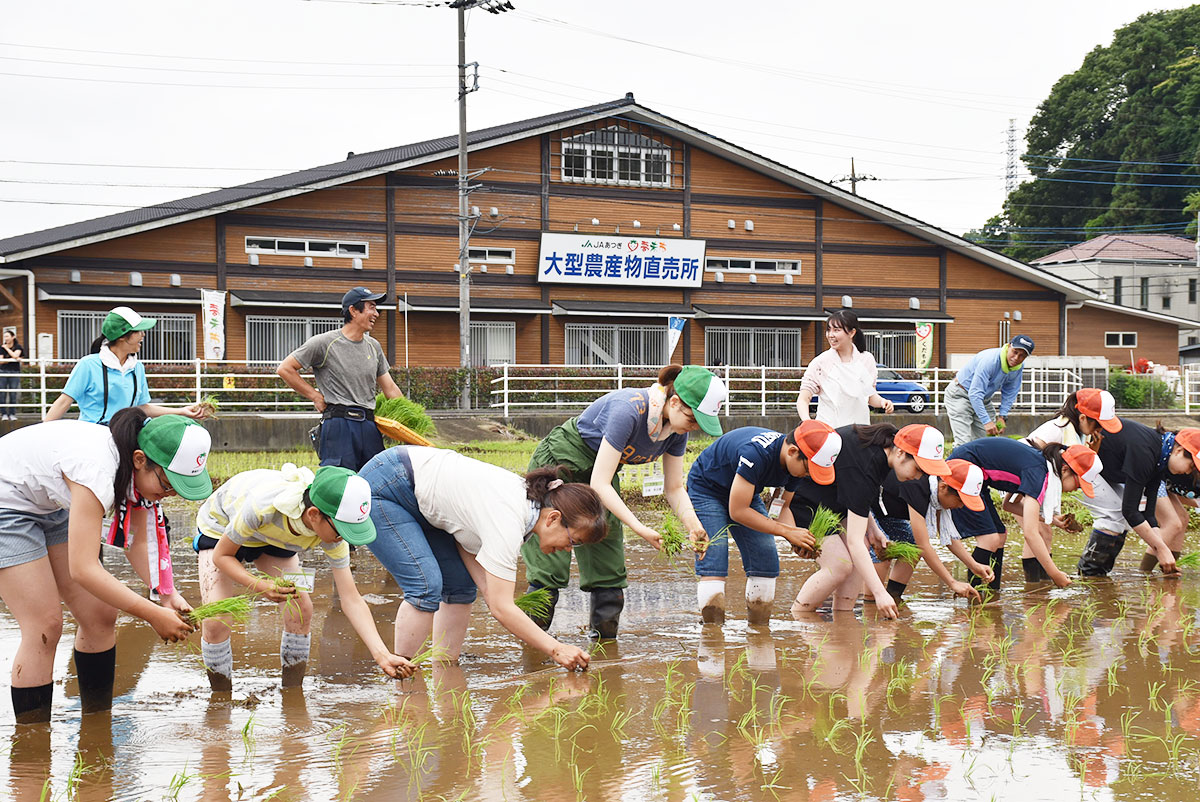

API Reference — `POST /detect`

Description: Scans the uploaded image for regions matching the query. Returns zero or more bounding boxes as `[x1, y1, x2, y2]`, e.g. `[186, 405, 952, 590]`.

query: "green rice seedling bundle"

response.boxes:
[660, 511, 689, 558]
[807, 506, 843, 551]
[1176, 551, 1200, 569]
[188, 595, 253, 626]
[514, 588, 554, 619]
[196, 394, 221, 419]
[880, 542, 923, 566]
[374, 394, 436, 437]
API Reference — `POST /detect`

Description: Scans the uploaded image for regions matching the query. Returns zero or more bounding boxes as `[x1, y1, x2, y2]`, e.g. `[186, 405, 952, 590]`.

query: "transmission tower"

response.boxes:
[1005, 118, 1019, 197]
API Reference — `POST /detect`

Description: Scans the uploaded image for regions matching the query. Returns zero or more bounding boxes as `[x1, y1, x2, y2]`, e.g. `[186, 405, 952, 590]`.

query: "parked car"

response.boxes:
[811, 367, 931, 414]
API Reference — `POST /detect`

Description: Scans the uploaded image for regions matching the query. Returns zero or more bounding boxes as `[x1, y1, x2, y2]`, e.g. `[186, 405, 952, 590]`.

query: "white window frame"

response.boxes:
[564, 323, 669, 366]
[57, 310, 197, 362]
[245, 236, 370, 259]
[469, 321, 516, 367]
[704, 326, 802, 367]
[705, 258, 801, 274]
[559, 127, 672, 188]
[467, 247, 516, 265]
[1105, 331, 1137, 348]
[245, 315, 342, 364]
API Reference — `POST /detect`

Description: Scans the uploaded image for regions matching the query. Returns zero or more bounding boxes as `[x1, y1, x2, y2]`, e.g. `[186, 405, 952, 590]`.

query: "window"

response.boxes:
[244, 236, 370, 259]
[1163, 295, 1172, 310]
[469, 322, 516, 367]
[1105, 332, 1137, 348]
[1112, 276, 1122, 305]
[706, 258, 801, 273]
[1190, 279, 1197, 304]
[559, 126, 671, 187]
[1140, 277, 1149, 309]
[705, 327, 801, 367]
[246, 315, 341, 363]
[565, 324, 668, 365]
[58, 311, 196, 362]
[865, 330, 918, 369]
[467, 247, 515, 264]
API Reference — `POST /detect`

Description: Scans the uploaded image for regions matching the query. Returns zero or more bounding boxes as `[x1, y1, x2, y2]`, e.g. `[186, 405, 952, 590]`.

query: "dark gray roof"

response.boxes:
[551, 299, 694, 316]
[0, 97, 636, 260]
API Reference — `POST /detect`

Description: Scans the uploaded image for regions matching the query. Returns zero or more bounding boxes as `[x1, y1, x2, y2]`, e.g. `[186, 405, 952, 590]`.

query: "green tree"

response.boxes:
[980, 7, 1200, 262]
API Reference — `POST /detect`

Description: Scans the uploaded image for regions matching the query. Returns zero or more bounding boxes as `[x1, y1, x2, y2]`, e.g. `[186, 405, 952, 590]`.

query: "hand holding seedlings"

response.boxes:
[950, 580, 982, 602]
[550, 642, 590, 671]
[780, 525, 816, 558]
[251, 573, 298, 604]
[376, 652, 417, 679]
[151, 606, 195, 643]
[688, 522, 710, 559]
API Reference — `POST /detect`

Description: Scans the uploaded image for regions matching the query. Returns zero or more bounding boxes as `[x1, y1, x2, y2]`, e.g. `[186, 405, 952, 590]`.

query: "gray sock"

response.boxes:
[280, 631, 311, 668]
[201, 638, 233, 679]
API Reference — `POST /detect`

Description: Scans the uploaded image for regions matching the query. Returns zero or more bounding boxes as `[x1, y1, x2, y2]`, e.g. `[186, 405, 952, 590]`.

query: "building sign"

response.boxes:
[915, 322, 934, 370]
[201, 289, 226, 360]
[537, 233, 705, 288]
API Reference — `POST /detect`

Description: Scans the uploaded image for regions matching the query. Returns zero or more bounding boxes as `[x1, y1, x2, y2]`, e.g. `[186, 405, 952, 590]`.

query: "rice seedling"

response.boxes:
[1120, 709, 1139, 739]
[1147, 681, 1167, 712]
[610, 706, 636, 740]
[241, 714, 257, 758]
[1176, 551, 1200, 569]
[806, 506, 842, 552]
[879, 541, 922, 567]
[514, 588, 554, 620]
[196, 393, 221, 419]
[329, 725, 360, 774]
[165, 763, 196, 801]
[375, 393, 436, 437]
[189, 595, 253, 626]
[409, 640, 453, 666]
[64, 752, 90, 801]
[760, 767, 790, 798]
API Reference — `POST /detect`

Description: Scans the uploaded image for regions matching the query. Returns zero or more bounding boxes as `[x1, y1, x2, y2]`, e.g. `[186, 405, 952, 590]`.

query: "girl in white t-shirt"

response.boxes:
[797, 309, 894, 427]
[360, 446, 607, 672]
[0, 408, 212, 723]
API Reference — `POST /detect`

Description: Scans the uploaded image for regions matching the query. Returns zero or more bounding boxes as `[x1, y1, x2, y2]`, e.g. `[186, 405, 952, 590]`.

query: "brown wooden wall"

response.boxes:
[1067, 306, 1180, 367]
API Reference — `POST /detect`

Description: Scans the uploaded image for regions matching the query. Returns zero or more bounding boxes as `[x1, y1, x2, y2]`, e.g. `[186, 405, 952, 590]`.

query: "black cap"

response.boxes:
[342, 287, 386, 314]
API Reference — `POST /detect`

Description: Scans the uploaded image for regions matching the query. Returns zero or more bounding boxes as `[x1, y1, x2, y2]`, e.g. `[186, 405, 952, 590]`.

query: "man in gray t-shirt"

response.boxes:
[276, 287, 407, 470]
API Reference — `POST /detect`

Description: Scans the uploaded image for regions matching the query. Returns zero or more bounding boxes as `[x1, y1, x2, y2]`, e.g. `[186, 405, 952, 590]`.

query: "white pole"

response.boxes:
[404, 291, 409, 372]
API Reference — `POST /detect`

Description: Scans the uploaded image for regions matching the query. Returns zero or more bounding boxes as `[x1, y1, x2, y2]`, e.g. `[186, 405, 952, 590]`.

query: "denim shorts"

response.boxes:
[689, 486, 780, 579]
[0, 507, 70, 569]
[359, 448, 477, 613]
[192, 532, 296, 562]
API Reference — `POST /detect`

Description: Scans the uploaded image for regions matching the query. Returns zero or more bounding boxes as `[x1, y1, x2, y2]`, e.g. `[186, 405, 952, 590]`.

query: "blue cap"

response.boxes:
[1010, 335, 1034, 355]
[342, 286, 386, 314]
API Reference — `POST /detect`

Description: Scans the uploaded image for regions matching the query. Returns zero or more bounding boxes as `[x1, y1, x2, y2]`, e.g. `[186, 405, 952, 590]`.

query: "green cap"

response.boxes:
[137, 415, 213, 501]
[101, 306, 157, 342]
[310, 466, 376, 545]
[673, 365, 728, 437]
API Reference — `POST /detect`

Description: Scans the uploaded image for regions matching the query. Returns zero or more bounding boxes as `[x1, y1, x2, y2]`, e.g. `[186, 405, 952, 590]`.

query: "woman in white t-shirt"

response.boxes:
[0, 408, 213, 723]
[796, 309, 893, 427]
[360, 446, 607, 671]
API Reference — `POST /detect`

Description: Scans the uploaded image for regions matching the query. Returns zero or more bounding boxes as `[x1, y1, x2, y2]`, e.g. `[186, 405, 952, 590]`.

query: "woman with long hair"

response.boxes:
[0, 408, 212, 722]
[796, 308, 894, 426]
[519, 364, 727, 639]
[0, 329, 22, 421]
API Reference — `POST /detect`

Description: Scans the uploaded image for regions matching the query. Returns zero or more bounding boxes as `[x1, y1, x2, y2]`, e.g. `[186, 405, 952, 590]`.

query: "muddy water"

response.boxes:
[4, 518, 1200, 801]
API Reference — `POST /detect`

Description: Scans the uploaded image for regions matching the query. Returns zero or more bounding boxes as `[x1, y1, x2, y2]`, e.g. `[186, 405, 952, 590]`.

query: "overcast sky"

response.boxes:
[2, 0, 1193, 242]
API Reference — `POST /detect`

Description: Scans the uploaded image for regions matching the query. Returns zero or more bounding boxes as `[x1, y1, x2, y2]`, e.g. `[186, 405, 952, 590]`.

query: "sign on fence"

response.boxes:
[201, 290, 226, 360]
[537, 233, 705, 288]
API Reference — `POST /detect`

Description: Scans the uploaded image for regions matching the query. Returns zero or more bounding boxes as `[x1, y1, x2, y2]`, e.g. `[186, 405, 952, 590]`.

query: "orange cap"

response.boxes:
[1075, 388, 1121, 433]
[894, 424, 951, 476]
[944, 459, 985, 511]
[793, 420, 840, 485]
[1175, 428, 1200, 473]
[1062, 445, 1102, 498]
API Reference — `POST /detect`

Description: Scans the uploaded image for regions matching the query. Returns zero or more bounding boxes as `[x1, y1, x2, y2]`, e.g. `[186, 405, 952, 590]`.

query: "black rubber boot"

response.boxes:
[968, 547, 994, 589]
[1077, 530, 1126, 577]
[1022, 557, 1051, 582]
[588, 588, 625, 640]
[73, 646, 116, 714]
[1139, 552, 1159, 572]
[886, 579, 907, 602]
[12, 682, 53, 724]
[988, 548, 1004, 592]
[525, 584, 559, 631]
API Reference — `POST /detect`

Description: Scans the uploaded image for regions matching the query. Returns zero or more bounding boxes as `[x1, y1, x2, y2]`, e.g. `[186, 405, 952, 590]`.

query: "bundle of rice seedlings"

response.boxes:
[188, 596, 253, 626]
[374, 394, 436, 437]
[659, 511, 689, 558]
[196, 394, 221, 419]
[514, 588, 555, 619]
[250, 569, 296, 592]
[807, 506, 843, 551]
[1176, 552, 1200, 569]
[880, 542, 923, 567]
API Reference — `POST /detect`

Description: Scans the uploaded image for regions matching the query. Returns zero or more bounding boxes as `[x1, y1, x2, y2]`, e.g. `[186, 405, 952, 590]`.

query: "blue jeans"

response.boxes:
[0, 373, 17, 417]
[689, 486, 780, 578]
[359, 449, 476, 613]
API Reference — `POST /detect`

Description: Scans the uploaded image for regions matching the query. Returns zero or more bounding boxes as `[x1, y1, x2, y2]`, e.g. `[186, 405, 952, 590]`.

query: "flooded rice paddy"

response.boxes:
[5, 509, 1200, 801]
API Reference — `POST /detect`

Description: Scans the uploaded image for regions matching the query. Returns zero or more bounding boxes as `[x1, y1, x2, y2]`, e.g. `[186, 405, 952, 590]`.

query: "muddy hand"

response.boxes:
[551, 642, 590, 671]
[689, 526, 709, 558]
[638, 526, 664, 551]
[163, 592, 193, 616]
[1052, 569, 1073, 589]
[154, 607, 195, 642]
[951, 580, 981, 603]
[379, 652, 417, 679]
[874, 593, 899, 620]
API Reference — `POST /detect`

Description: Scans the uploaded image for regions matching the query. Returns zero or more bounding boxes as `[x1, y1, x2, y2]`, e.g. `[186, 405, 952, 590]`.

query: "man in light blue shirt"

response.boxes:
[944, 335, 1034, 446]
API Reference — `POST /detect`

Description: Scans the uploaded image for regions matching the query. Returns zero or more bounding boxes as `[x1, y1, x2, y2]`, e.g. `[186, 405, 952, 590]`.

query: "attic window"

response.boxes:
[560, 126, 671, 187]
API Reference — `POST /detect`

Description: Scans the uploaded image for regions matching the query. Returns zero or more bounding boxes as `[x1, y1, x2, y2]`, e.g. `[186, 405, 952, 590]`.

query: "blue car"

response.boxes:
[875, 367, 929, 413]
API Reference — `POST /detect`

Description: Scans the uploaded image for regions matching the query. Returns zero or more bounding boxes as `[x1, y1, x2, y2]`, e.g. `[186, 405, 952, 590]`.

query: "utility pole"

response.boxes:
[1005, 118, 1019, 198]
[833, 157, 877, 196]
[448, 0, 513, 410]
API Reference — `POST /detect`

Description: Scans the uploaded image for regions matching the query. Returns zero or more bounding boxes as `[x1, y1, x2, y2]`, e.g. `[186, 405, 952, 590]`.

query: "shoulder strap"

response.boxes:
[100, 363, 110, 424]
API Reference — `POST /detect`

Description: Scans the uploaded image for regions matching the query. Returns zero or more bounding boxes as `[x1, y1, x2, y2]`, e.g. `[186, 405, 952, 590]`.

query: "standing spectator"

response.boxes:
[944, 335, 1034, 446]
[796, 309, 893, 426]
[276, 287, 406, 471]
[0, 329, 21, 421]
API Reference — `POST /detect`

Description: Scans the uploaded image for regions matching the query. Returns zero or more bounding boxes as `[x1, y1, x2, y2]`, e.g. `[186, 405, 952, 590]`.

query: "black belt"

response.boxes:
[323, 404, 374, 421]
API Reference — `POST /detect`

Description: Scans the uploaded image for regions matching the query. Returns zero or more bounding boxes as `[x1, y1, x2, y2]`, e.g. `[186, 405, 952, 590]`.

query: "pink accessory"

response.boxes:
[547, 479, 564, 490]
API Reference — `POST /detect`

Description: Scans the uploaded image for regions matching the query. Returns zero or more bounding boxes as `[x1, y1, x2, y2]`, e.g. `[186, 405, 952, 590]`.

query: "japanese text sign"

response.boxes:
[538, 233, 705, 288]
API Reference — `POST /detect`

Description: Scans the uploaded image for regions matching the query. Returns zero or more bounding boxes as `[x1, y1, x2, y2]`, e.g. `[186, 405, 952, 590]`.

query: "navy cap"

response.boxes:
[342, 287, 386, 314]
[1010, 335, 1035, 355]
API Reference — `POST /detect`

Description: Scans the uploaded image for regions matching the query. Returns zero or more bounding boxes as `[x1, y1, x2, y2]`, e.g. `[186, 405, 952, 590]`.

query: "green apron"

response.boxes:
[520, 417, 626, 591]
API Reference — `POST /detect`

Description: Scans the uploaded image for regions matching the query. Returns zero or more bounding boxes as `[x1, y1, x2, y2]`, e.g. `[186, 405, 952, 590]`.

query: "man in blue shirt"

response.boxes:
[944, 335, 1033, 446]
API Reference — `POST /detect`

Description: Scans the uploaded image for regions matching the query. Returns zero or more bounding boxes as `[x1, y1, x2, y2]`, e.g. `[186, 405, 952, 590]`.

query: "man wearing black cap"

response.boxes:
[944, 335, 1034, 447]
[277, 287, 405, 470]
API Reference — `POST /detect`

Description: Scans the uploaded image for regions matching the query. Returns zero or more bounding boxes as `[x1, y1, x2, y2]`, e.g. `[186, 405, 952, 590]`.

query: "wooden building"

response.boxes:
[0, 95, 1100, 370]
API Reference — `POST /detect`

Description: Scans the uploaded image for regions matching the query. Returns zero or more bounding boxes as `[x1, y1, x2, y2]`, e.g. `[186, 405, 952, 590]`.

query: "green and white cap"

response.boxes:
[673, 365, 728, 437]
[101, 306, 157, 342]
[137, 415, 213, 501]
[310, 466, 376, 545]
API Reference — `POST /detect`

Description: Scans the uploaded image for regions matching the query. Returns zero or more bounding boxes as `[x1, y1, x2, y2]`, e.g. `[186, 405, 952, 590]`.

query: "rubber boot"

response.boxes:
[526, 584, 559, 631]
[73, 646, 116, 714]
[698, 580, 726, 625]
[967, 547, 994, 590]
[1139, 551, 1159, 573]
[588, 588, 624, 640]
[1022, 557, 1051, 582]
[1077, 529, 1126, 577]
[886, 579, 907, 602]
[12, 682, 53, 725]
[745, 577, 776, 626]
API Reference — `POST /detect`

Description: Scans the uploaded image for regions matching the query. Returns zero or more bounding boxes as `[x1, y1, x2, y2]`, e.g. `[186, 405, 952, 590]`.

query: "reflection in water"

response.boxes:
[6, 519, 1200, 799]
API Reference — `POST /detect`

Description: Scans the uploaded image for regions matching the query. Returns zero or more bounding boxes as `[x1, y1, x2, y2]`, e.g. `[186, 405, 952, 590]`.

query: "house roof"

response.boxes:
[1034, 234, 1198, 265]
[1079, 299, 1200, 330]
[0, 95, 1097, 302]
